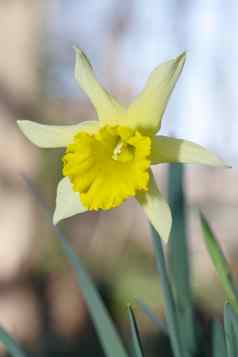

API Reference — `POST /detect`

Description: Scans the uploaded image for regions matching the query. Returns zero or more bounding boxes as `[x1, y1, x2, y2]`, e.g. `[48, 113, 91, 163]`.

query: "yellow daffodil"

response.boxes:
[17, 47, 226, 241]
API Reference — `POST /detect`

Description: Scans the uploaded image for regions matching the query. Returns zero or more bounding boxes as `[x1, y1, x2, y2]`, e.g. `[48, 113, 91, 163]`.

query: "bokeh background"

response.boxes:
[0, 0, 238, 355]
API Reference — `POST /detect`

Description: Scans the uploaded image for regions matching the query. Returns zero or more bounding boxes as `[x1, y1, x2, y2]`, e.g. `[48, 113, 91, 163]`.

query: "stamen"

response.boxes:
[112, 140, 124, 160]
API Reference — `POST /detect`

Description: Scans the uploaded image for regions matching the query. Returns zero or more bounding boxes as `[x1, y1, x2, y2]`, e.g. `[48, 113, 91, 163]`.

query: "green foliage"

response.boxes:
[128, 306, 144, 357]
[224, 304, 238, 357]
[0, 327, 27, 357]
[200, 213, 238, 313]
[56, 228, 129, 357]
[212, 320, 227, 357]
[151, 225, 187, 357]
[2, 169, 237, 357]
[168, 164, 196, 354]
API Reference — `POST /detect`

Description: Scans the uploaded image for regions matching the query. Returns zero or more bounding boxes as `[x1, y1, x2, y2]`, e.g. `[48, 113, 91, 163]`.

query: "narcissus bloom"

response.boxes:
[18, 48, 226, 241]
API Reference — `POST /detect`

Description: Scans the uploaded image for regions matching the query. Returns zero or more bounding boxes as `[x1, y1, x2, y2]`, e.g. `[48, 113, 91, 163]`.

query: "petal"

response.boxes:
[53, 177, 87, 224]
[63, 126, 151, 210]
[127, 52, 186, 135]
[151, 135, 227, 167]
[17, 120, 99, 148]
[136, 171, 172, 242]
[74, 47, 126, 124]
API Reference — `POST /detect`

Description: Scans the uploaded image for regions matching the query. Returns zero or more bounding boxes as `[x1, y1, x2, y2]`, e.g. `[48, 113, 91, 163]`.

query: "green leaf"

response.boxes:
[0, 327, 27, 357]
[150, 225, 187, 357]
[21, 175, 129, 357]
[212, 320, 227, 357]
[168, 164, 196, 354]
[224, 303, 238, 357]
[58, 232, 129, 357]
[200, 213, 238, 314]
[128, 306, 144, 357]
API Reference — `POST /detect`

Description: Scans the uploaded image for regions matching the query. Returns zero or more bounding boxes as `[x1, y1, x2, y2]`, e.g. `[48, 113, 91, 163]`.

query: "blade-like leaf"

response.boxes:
[168, 164, 196, 354]
[0, 327, 27, 357]
[212, 320, 227, 357]
[136, 299, 167, 332]
[55, 231, 129, 357]
[200, 213, 238, 314]
[22, 175, 129, 357]
[224, 303, 238, 357]
[128, 306, 144, 357]
[150, 225, 187, 357]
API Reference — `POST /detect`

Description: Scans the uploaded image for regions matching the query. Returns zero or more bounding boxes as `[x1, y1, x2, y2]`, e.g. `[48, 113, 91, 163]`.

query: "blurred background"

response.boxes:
[0, 0, 238, 355]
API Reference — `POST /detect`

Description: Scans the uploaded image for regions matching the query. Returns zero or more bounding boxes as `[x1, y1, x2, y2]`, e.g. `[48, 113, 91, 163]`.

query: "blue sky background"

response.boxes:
[45, 0, 238, 164]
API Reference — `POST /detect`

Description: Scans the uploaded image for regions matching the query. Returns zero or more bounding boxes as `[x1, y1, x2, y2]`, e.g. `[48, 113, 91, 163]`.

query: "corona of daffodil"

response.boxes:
[17, 47, 226, 241]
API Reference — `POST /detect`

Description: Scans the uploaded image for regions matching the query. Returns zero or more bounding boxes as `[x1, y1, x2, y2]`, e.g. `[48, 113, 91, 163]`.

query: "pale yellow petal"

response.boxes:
[136, 171, 172, 242]
[127, 52, 186, 135]
[53, 177, 87, 224]
[17, 120, 99, 148]
[151, 135, 227, 167]
[74, 46, 126, 124]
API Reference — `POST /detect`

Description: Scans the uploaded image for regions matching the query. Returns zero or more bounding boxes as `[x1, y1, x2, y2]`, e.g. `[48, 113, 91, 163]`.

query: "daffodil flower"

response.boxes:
[17, 47, 226, 241]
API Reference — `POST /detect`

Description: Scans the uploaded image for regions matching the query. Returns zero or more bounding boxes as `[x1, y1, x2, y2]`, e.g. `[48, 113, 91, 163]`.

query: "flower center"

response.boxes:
[63, 125, 151, 210]
[112, 140, 134, 162]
